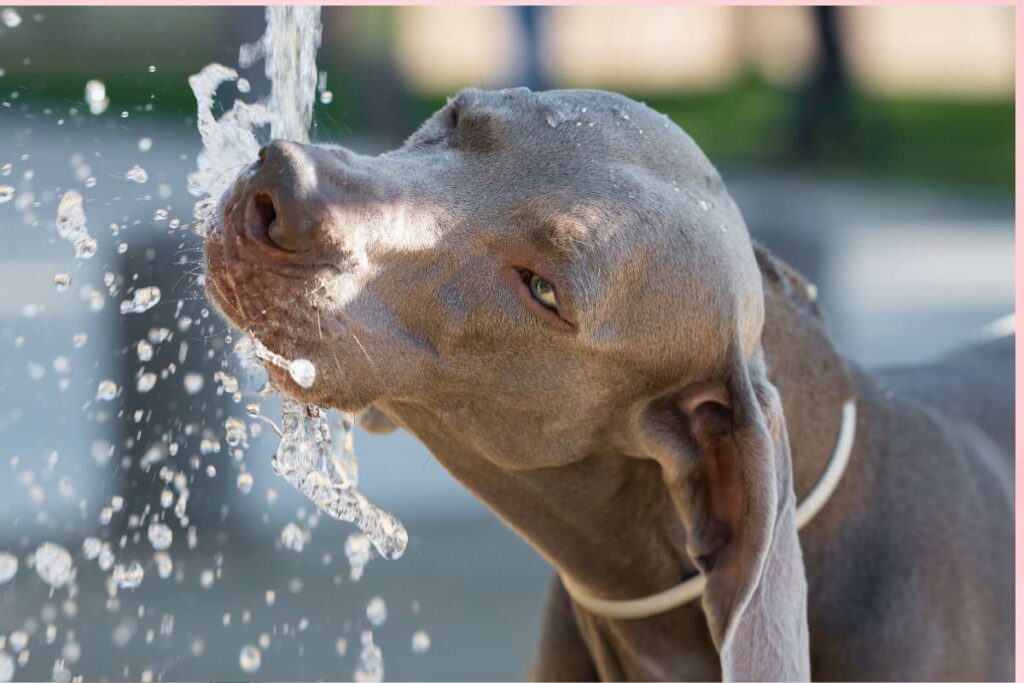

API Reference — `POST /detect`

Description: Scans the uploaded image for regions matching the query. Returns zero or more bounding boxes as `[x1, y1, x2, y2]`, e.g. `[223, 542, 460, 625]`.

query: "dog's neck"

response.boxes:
[383, 248, 852, 678]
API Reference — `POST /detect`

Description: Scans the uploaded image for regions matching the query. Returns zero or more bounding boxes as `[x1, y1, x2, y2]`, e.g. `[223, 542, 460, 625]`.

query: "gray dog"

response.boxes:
[204, 88, 1014, 681]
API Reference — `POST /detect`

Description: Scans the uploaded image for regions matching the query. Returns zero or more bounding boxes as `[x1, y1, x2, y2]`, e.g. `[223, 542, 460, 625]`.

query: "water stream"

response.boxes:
[188, 6, 408, 564]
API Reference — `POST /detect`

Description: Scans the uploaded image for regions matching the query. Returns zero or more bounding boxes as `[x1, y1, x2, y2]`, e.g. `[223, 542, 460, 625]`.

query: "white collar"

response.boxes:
[559, 398, 857, 620]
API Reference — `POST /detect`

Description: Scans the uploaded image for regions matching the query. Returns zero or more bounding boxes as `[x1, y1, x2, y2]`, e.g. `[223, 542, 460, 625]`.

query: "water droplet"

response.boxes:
[81, 537, 102, 560]
[154, 552, 173, 578]
[84, 79, 108, 115]
[147, 523, 173, 550]
[183, 372, 204, 394]
[288, 358, 315, 388]
[236, 471, 254, 494]
[136, 340, 154, 361]
[95, 380, 118, 401]
[55, 190, 96, 259]
[354, 630, 383, 682]
[113, 561, 144, 589]
[90, 439, 114, 465]
[0, 185, 14, 203]
[225, 416, 246, 447]
[366, 596, 387, 626]
[138, 137, 152, 152]
[125, 165, 148, 184]
[236, 77, 251, 94]
[34, 542, 73, 588]
[8, 631, 27, 652]
[97, 544, 114, 571]
[320, 90, 333, 104]
[0, 552, 18, 584]
[52, 273, 71, 291]
[72, 332, 87, 348]
[62, 641, 81, 665]
[239, 644, 261, 673]
[280, 522, 305, 552]
[411, 630, 431, 654]
[136, 372, 157, 393]
[1, 8, 20, 28]
[345, 532, 372, 581]
[153, 208, 167, 221]
[120, 286, 161, 314]
[335, 636, 348, 657]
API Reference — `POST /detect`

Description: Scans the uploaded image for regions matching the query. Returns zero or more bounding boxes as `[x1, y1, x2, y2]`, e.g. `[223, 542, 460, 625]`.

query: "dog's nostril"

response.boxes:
[251, 192, 277, 235]
[245, 191, 278, 246]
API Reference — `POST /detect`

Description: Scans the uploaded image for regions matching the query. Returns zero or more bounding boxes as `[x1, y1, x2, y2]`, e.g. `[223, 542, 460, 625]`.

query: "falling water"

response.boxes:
[188, 7, 408, 563]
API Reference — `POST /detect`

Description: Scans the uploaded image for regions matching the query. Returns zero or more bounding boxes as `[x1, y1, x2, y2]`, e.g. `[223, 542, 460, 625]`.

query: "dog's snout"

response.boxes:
[242, 140, 320, 253]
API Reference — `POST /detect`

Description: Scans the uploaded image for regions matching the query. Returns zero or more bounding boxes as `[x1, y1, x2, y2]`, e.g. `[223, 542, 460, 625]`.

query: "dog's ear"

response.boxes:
[641, 348, 809, 682]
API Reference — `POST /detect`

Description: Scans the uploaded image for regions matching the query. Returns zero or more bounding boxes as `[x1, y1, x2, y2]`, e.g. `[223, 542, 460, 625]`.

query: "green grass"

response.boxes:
[645, 80, 1013, 191]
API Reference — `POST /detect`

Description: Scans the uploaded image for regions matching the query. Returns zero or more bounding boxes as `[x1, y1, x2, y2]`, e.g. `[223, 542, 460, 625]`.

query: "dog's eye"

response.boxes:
[528, 274, 558, 310]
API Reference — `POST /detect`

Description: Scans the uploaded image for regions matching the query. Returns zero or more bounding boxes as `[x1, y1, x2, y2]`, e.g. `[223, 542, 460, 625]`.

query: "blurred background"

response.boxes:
[0, 5, 1014, 682]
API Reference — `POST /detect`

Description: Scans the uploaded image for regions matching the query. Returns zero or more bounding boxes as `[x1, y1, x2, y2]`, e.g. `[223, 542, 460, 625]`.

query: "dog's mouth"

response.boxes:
[203, 209, 339, 403]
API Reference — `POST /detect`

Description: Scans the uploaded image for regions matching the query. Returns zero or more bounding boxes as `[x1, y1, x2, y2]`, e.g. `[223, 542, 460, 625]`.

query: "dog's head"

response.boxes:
[205, 87, 808, 680]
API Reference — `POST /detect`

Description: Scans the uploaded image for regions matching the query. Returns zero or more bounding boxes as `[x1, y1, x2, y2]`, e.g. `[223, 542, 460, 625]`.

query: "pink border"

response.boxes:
[3, 0, 1017, 6]
[1015, 3, 1022, 681]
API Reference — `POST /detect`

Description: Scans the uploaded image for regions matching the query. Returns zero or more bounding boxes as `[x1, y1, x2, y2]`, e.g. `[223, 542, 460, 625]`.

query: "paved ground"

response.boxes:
[0, 112, 1013, 681]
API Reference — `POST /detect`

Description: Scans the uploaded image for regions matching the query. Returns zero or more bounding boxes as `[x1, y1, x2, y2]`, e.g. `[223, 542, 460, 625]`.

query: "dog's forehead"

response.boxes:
[452, 88, 722, 187]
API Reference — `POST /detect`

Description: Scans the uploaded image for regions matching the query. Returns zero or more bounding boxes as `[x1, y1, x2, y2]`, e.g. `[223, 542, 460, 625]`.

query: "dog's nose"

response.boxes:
[243, 140, 319, 253]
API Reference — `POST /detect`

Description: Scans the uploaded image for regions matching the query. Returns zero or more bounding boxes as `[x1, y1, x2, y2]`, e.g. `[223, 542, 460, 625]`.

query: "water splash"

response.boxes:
[188, 6, 321, 236]
[272, 400, 407, 560]
[119, 286, 161, 314]
[55, 190, 97, 259]
[238, 331, 405, 558]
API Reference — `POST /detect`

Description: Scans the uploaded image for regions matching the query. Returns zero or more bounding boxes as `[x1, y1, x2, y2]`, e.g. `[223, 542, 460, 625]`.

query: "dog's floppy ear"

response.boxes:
[641, 348, 809, 682]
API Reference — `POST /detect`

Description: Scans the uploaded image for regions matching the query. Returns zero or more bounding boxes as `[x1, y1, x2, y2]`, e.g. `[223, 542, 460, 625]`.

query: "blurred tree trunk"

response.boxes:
[793, 7, 854, 160]
[516, 6, 549, 91]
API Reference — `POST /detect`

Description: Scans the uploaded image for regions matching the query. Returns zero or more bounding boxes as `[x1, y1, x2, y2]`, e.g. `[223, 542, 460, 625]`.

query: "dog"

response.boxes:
[204, 87, 1014, 681]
